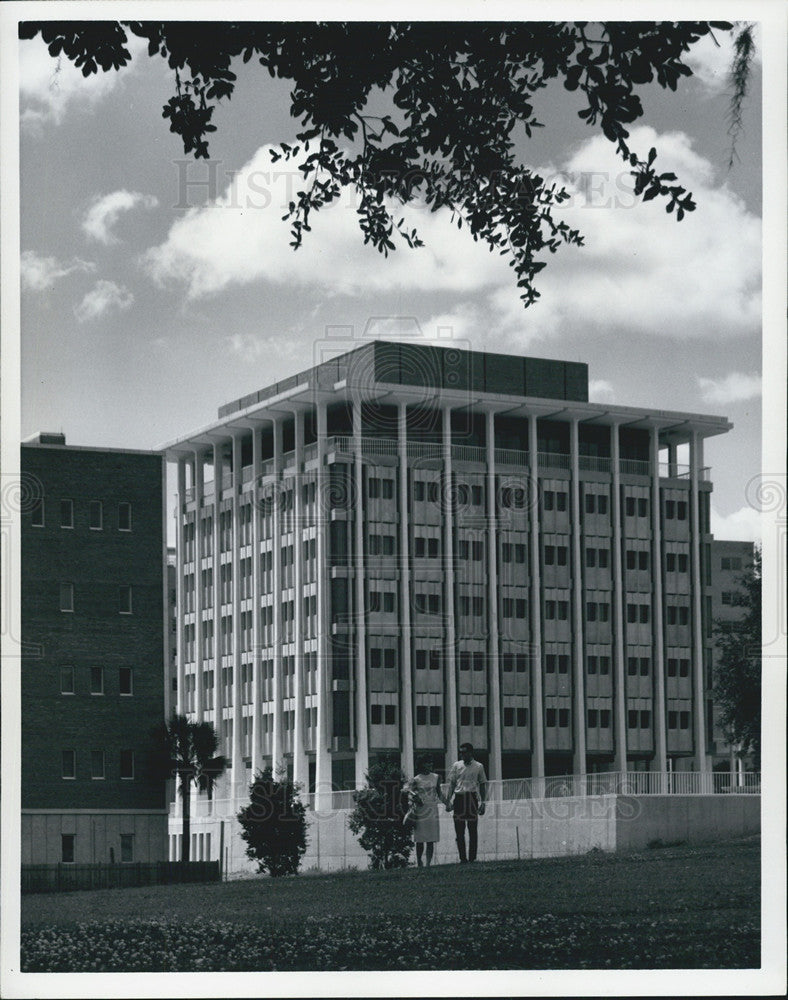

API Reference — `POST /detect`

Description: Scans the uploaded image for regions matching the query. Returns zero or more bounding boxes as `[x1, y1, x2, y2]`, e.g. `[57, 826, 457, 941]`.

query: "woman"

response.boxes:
[407, 756, 447, 868]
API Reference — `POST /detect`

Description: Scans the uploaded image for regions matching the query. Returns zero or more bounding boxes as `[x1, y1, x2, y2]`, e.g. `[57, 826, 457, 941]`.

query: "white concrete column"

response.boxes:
[569, 419, 587, 780]
[442, 407, 459, 767]
[271, 420, 284, 772]
[397, 402, 415, 776]
[314, 401, 332, 809]
[353, 402, 369, 786]
[231, 434, 244, 795]
[650, 426, 668, 779]
[251, 425, 263, 776]
[668, 442, 678, 478]
[175, 458, 187, 717]
[485, 410, 502, 782]
[611, 425, 628, 774]
[528, 415, 545, 784]
[292, 409, 308, 789]
[193, 450, 205, 722]
[689, 431, 709, 774]
[211, 441, 224, 747]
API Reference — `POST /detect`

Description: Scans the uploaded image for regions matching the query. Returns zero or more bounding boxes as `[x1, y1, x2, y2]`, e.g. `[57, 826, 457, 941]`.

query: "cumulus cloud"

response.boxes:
[711, 503, 761, 543]
[82, 190, 159, 244]
[589, 379, 616, 403]
[74, 280, 134, 322]
[698, 372, 762, 404]
[685, 23, 762, 91]
[21, 250, 95, 291]
[19, 34, 146, 128]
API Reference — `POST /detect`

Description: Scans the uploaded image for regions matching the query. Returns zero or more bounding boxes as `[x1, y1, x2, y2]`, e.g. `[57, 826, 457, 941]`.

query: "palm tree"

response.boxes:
[150, 714, 227, 862]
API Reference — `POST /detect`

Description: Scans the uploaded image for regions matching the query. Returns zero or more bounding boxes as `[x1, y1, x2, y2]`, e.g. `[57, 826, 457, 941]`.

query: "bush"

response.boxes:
[237, 768, 308, 876]
[348, 755, 412, 870]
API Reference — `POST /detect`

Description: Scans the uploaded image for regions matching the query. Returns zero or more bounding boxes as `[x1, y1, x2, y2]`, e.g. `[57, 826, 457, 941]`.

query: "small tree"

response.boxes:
[149, 713, 226, 862]
[237, 767, 308, 876]
[713, 548, 762, 768]
[348, 755, 412, 870]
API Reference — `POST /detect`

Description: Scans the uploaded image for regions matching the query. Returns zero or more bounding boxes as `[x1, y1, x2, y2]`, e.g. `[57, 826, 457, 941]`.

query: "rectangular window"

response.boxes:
[588, 708, 598, 728]
[460, 706, 472, 726]
[62, 749, 76, 779]
[381, 479, 394, 500]
[472, 596, 484, 617]
[637, 498, 648, 518]
[471, 540, 483, 561]
[679, 711, 690, 730]
[557, 547, 567, 566]
[558, 654, 569, 674]
[368, 477, 380, 499]
[597, 495, 608, 515]
[586, 602, 597, 622]
[543, 491, 554, 511]
[639, 604, 649, 624]
[638, 551, 649, 571]
[60, 666, 75, 694]
[60, 582, 74, 613]
[119, 667, 133, 695]
[598, 549, 609, 569]
[678, 553, 689, 573]
[587, 655, 597, 675]
[473, 707, 485, 726]
[627, 657, 638, 676]
[627, 604, 637, 624]
[120, 834, 134, 864]
[665, 500, 675, 519]
[370, 704, 382, 724]
[668, 710, 678, 729]
[679, 658, 690, 677]
[120, 749, 135, 780]
[556, 492, 567, 512]
[600, 709, 611, 728]
[625, 497, 636, 517]
[545, 654, 556, 673]
[546, 708, 557, 727]
[545, 601, 555, 620]
[119, 586, 132, 614]
[503, 654, 514, 672]
[429, 649, 441, 670]
[384, 704, 396, 725]
[558, 602, 568, 620]
[667, 658, 678, 677]
[677, 501, 688, 520]
[501, 543, 512, 563]
[504, 706, 515, 727]
[416, 705, 428, 726]
[459, 652, 471, 671]
[666, 553, 676, 571]
[640, 657, 650, 676]
[640, 710, 651, 729]
[91, 750, 105, 780]
[679, 606, 689, 626]
[558, 708, 569, 727]
[413, 481, 425, 502]
[90, 666, 104, 695]
[429, 705, 441, 725]
[516, 707, 528, 727]
[544, 545, 555, 565]
[626, 550, 636, 570]
[61, 834, 75, 864]
[599, 656, 610, 674]
[515, 544, 526, 563]
[585, 494, 595, 514]
[427, 483, 439, 504]
[627, 710, 638, 729]
[60, 499, 73, 528]
[31, 498, 44, 527]
[89, 500, 103, 530]
[586, 547, 596, 568]
[118, 502, 132, 531]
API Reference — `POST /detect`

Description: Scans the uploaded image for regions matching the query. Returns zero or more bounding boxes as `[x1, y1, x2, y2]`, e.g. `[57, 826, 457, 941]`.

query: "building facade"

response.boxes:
[164, 341, 731, 814]
[21, 434, 169, 865]
[708, 539, 756, 771]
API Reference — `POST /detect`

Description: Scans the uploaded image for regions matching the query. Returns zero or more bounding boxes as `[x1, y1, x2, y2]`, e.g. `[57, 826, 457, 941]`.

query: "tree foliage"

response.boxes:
[348, 755, 412, 870]
[713, 548, 761, 767]
[237, 767, 308, 876]
[20, 20, 748, 306]
[149, 713, 226, 862]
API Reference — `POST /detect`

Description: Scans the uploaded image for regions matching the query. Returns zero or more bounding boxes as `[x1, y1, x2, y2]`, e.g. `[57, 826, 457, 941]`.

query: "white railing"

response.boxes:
[451, 445, 487, 463]
[494, 448, 529, 467]
[303, 442, 318, 462]
[579, 455, 612, 472]
[538, 451, 571, 471]
[619, 459, 650, 476]
[407, 441, 443, 459]
[241, 466, 254, 483]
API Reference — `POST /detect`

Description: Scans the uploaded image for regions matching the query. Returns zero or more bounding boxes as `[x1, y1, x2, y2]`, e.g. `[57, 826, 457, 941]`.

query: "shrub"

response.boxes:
[348, 755, 412, 870]
[237, 768, 308, 876]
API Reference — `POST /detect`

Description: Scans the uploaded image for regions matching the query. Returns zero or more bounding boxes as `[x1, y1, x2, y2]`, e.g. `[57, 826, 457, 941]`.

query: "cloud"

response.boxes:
[142, 127, 761, 350]
[685, 24, 762, 91]
[141, 145, 511, 299]
[19, 34, 146, 128]
[82, 190, 159, 245]
[588, 379, 615, 403]
[21, 250, 95, 291]
[74, 280, 134, 322]
[698, 372, 762, 405]
[711, 503, 761, 543]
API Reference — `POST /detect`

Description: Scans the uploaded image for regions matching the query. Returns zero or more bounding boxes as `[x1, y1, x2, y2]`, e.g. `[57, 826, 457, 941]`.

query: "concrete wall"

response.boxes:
[614, 794, 760, 851]
[174, 793, 759, 876]
[22, 811, 168, 864]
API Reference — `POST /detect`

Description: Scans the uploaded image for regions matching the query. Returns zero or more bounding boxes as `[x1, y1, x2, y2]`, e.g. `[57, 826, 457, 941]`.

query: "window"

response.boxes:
[119, 586, 132, 614]
[640, 710, 651, 728]
[626, 550, 636, 570]
[638, 551, 648, 571]
[558, 708, 569, 727]
[120, 750, 135, 780]
[544, 545, 555, 565]
[118, 502, 132, 531]
[585, 494, 594, 514]
[665, 500, 675, 519]
[679, 606, 689, 626]
[639, 604, 650, 624]
[460, 706, 472, 726]
[666, 553, 676, 571]
[587, 655, 597, 675]
[598, 549, 609, 569]
[458, 540, 469, 561]
[637, 498, 648, 517]
[586, 548, 596, 568]
[545, 654, 556, 673]
[91, 750, 105, 780]
[677, 501, 687, 521]
[384, 705, 396, 725]
[640, 658, 650, 676]
[627, 657, 638, 676]
[501, 543, 512, 563]
[545, 601, 555, 620]
[60, 499, 73, 528]
[119, 667, 133, 695]
[679, 711, 690, 730]
[558, 654, 569, 674]
[678, 554, 688, 573]
[472, 707, 484, 726]
[543, 491, 554, 511]
[556, 492, 567, 512]
[627, 604, 637, 624]
[597, 495, 608, 515]
[90, 666, 104, 695]
[546, 708, 557, 727]
[427, 483, 439, 504]
[588, 709, 598, 728]
[89, 500, 103, 530]
[667, 658, 678, 677]
[31, 498, 44, 527]
[558, 601, 568, 621]
[368, 477, 380, 499]
[721, 592, 733, 605]
[60, 666, 75, 694]
[61, 834, 75, 864]
[516, 707, 528, 727]
[625, 497, 635, 517]
[600, 710, 611, 728]
[679, 658, 690, 677]
[459, 652, 471, 671]
[429, 649, 441, 670]
[668, 711, 678, 729]
[381, 479, 394, 500]
[416, 706, 428, 726]
[429, 706, 441, 725]
[514, 544, 526, 564]
[628, 710, 638, 728]
[471, 540, 483, 561]
[62, 750, 76, 779]
[504, 707, 515, 727]
[370, 704, 382, 724]
[586, 603, 597, 622]
[413, 481, 425, 502]
[60, 583, 74, 613]
[599, 656, 610, 674]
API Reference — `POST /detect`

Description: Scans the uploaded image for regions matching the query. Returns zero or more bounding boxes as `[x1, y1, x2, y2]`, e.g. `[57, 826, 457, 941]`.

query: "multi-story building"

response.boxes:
[708, 539, 756, 772]
[21, 433, 169, 865]
[163, 340, 731, 815]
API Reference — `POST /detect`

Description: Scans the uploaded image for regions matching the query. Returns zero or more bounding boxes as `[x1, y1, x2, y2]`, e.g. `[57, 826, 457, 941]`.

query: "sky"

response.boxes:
[16, 18, 766, 542]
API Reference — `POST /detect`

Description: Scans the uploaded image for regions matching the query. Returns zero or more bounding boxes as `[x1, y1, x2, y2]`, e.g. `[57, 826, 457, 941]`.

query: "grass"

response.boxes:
[21, 836, 760, 971]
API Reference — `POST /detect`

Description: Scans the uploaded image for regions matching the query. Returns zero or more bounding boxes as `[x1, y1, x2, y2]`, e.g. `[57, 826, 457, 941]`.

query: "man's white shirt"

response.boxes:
[448, 759, 487, 794]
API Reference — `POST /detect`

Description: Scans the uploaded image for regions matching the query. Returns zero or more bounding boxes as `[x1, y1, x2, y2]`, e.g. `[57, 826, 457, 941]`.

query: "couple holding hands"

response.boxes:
[406, 742, 488, 867]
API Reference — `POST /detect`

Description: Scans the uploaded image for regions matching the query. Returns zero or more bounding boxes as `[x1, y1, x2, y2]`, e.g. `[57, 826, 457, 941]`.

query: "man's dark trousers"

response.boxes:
[453, 792, 479, 862]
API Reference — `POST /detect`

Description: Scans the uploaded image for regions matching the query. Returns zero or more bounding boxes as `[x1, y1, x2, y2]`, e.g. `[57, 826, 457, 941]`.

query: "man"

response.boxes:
[446, 742, 487, 863]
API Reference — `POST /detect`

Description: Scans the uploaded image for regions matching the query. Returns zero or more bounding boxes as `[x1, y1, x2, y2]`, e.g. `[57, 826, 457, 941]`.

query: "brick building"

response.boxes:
[21, 434, 168, 865]
[163, 340, 732, 832]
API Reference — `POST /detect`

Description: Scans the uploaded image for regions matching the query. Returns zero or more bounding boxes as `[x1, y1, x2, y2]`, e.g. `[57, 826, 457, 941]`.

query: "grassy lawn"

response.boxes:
[21, 836, 759, 971]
